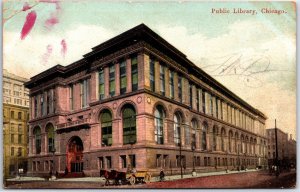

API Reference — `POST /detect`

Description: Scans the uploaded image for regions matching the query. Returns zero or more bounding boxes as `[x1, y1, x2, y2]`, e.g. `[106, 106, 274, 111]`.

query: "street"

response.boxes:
[4, 170, 296, 189]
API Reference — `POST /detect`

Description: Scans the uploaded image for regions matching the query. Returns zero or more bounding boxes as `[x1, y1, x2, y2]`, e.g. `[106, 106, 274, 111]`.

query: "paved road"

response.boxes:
[4, 170, 296, 189]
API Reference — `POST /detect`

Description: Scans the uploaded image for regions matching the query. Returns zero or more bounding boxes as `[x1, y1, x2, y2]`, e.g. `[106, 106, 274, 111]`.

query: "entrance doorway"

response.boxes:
[67, 136, 84, 173]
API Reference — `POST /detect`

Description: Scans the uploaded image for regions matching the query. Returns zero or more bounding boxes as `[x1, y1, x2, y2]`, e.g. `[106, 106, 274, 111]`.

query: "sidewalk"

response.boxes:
[6, 168, 260, 183]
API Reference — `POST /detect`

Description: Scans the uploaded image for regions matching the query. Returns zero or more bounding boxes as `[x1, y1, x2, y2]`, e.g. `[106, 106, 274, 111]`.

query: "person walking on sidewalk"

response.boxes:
[159, 169, 165, 182]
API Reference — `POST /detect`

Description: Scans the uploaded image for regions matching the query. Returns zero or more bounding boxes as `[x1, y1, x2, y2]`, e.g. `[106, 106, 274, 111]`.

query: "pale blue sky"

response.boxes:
[3, 1, 297, 138]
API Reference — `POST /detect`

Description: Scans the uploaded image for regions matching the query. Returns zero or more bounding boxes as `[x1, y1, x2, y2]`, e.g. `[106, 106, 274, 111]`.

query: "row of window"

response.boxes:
[10, 123, 24, 133]
[32, 124, 55, 154]
[33, 89, 56, 118]
[10, 134, 24, 144]
[9, 111, 24, 120]
[149, 57, 260, 133]
[10, 147, 23, 156]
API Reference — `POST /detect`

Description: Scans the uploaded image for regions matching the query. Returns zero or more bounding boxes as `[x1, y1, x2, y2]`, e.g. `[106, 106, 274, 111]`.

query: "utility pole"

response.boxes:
[275, 119, 279, 177]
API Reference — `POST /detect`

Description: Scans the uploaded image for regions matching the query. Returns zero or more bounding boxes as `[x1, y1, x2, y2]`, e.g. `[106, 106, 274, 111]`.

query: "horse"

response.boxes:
[100, 169, 127, 186]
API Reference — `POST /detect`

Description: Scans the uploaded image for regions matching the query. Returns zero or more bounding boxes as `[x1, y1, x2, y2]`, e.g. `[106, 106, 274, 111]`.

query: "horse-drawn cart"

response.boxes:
[100, 169, 151, 186]
[126, 170, 151, 185]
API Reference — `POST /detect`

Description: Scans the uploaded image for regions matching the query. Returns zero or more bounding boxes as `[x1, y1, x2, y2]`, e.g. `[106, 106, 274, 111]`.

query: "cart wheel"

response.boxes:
[144, 173, 151, 183]
[129, 176, 136, 185]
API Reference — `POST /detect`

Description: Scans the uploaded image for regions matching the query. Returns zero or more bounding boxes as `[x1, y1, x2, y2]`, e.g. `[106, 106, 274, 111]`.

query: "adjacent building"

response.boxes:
[3, 69, 30, 178]
[266, 128, 296, 169]
[25, 24, 268, 177]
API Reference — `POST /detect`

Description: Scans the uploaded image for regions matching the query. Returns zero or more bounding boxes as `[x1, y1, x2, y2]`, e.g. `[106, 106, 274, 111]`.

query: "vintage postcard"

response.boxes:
[2, 0, 296, 189]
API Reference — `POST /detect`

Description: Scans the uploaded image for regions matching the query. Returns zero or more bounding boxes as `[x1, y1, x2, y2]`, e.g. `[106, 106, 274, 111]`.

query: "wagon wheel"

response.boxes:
[129, 176, 136, 185]
[144, 173, 151, 183]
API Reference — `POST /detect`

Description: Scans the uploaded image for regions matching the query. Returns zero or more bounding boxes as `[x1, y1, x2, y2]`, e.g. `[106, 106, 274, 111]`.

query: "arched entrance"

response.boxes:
[67, 136, 84, 173]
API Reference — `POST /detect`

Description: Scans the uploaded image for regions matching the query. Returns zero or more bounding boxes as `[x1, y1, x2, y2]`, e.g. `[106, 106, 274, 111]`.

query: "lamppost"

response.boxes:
[275, 119, 280, 177]
[51, 147, 56, 179]
[179, 140, 183, 179]
[226, 150, 229, 172]
[191, 141, 196, 176]
[16, 150, 21, 179]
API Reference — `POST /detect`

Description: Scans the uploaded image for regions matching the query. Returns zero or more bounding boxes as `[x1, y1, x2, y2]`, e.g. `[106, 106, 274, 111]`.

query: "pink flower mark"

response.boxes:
[42, 44, 53, 65]
[22, 2, 32, 11]
[61, 39, 67, 58]
[20, 11, 37, 40]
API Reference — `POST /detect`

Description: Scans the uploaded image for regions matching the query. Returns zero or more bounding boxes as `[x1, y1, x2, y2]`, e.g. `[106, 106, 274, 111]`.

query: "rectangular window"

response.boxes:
[18, 135, 22, 144]
[196, 89, 200, 111]
[120, 155, 127, 168]
[99, 69, 105, 100]
[210, 95, 213, 116]
[99, 157, 104, 169]
[189, 83, 192, 108]
[202, 91, 206, 113]
[163, 155, 168, 167]
[204, 157, 207, 166]
[11, 147, 14, 156]
[120, 60, 127, 94]
[18, 112, 22, 119]
[156, 154, 161, 167]
[178, 76, 182, 102]
[109, 65, 115, 96]
[150, 58, 155, 92]
[106, 156, 112, 169]
[159, 65, 165, 96]
[81, 79, 89, 108]
[169, 71, 174, 98]
[69, 85, 74, 110]
[216, 98, 219, 118]
[129, 154, 136, 168]
[131, 56, 138, 91]
[11, 134, 14, 143]
[40, 94, 44, 116]
[47, 91, 51, 114]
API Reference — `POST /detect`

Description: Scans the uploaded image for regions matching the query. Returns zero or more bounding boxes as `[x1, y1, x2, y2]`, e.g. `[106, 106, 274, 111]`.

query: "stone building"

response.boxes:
[3, 69, 30, 178]
[287, 135, 296, 167]
[266, 128, 289, 167]
[25, 24, 267, 177]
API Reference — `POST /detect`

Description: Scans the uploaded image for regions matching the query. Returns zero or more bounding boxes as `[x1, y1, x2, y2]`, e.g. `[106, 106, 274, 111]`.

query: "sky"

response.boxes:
[3, 0, 296, 139]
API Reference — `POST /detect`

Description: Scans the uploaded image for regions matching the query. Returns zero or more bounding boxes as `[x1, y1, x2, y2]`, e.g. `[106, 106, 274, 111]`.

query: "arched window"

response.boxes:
[191, 119, 198, 147]
[235, 132, 238, 153]
[212, 126, 217, 151]
[202, 123, 208, 150]
[46, 124, 55, 153]
[174, 112, 182, 146]
[154, 105, 165, 144]
[33, 127, 41, 154]
[122, 105, 136, 144]
[101, 110, 112, 146]
[221, 128, 225, 152]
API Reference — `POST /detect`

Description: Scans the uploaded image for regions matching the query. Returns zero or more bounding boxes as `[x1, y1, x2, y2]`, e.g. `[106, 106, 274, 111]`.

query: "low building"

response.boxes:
[3, 69, 30, 178]
[25, 24, 268, 177]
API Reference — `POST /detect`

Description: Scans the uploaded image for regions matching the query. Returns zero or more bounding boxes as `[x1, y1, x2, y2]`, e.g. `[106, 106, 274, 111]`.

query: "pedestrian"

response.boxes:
[64, 167, 68, 176]
[159, 169, 165, 182]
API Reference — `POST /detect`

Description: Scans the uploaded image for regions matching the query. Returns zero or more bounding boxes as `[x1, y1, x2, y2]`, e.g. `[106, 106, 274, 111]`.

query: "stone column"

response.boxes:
[126, 57, 132, 93]
[113, 119, 121, 147]
[143, 53, 150, 90]
[137, 53, 145, 90]
[167, 119, 174, 145]
[91, 71, 98, 102]
[192, 85, 197, 110]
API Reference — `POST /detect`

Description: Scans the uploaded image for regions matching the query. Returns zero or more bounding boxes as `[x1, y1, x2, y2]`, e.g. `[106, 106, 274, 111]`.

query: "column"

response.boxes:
[90, 71, 98, 102]
[137, 53, 145, 90]
[143, 53, 150, 90]
[192, 85, 197, 110]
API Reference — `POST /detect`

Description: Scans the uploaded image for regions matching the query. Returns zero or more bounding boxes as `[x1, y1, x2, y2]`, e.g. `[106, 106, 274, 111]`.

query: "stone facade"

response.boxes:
[25, 24, 268, 177]
[3, 69, 29, 178]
